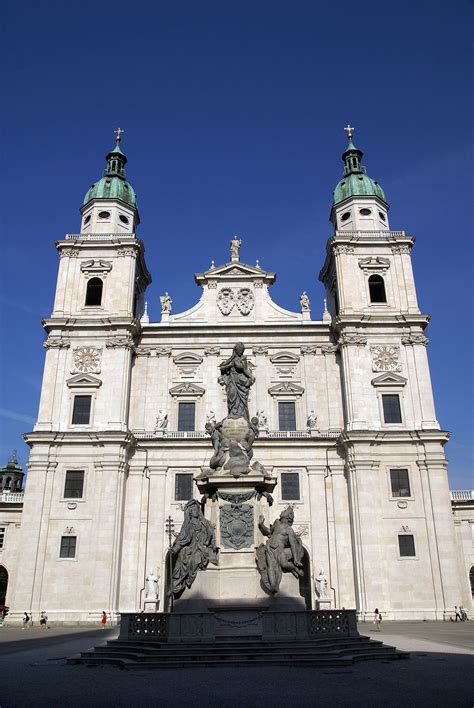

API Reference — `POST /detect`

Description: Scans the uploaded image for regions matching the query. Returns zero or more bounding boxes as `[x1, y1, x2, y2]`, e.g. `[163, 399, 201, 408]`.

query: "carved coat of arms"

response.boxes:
[220, 504, 254, 549]
[236, 288, 254, 315]
[217, 288, 235, 315]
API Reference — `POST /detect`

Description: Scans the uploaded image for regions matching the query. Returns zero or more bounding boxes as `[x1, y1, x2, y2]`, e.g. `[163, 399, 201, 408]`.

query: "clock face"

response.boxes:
[73, 347, 101, 373]
[371, 345, 400, 372]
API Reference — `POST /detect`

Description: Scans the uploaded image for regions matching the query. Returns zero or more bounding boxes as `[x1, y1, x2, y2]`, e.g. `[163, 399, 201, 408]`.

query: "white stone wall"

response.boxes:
[5, 223, 465, 623]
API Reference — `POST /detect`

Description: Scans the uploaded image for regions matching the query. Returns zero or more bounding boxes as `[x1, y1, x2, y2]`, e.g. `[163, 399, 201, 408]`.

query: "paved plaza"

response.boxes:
[0, 621, 472, 707]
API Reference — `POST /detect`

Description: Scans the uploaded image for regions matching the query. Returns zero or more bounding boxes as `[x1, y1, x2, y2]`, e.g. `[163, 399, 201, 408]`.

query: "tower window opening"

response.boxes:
[84, 215, 91, 225]
[341, 211, 351, 222]
[60, 536, 77, 559]
[360, 208, 372, 215]
[85, 278, 103, 307]
[72, 395, 92, 425]
[119, 215, 129, 224]
[382, 394, 402, 424]
[398, 534, 415, 557]
[98, 211, 110, 220]
[368, 274, 387, 303]
[379, 212, 386, 221]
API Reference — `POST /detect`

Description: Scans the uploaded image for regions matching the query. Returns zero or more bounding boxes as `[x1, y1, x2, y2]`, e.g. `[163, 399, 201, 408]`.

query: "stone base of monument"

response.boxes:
[173, 563, 307, 613]
[68, 609, 409, 668]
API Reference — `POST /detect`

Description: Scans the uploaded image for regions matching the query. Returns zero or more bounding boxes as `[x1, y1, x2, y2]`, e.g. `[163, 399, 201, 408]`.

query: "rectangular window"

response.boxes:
[382, 394, 402, 424]
[59, 535, 77, 559]
[0, 527, 5, 549]
[398, 534, 416, 557]
[278, 402, 296, 431]
[64, 471, 85, 499]
[175, 473, 193, 501]
[178, 402, 195, 432]
[72, 395, 92, 425]
[390, 469, 411, 497]
[281, 472, 300, 500]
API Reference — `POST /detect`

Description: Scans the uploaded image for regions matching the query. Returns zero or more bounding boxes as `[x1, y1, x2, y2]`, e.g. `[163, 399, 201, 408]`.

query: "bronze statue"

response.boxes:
[256, 507, 304, 594]
[219, 342, 255, 420]
[171, 500, 218, 596]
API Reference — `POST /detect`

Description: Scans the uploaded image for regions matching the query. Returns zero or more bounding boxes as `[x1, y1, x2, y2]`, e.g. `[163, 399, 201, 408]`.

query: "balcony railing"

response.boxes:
[64, 233, 136, 241]
[133, 429, 342, 441]
[0, 492, 24, 503]
[450, 490, 474, 501]
[335, 230, 406, 239]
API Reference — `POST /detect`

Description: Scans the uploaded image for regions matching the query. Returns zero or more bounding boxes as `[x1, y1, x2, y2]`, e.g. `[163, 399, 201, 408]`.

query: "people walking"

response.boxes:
[40, 611, 49, 629]
[460, 606, 468, 621]
[101, 611, 107, 628]
[373, 608, 382, 631]
[454, 606, 462, 621]
[22, 612, 31, 629]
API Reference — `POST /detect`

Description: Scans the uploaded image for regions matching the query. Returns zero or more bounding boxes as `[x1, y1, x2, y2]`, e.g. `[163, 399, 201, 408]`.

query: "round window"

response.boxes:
[98, 211, 110, 219]
[359, 208, 372, 215]
[119, 215, 129, 224]
[379, 212, 386, 221]
[84, 215, 91, 224]
[341, 211, 351, 222]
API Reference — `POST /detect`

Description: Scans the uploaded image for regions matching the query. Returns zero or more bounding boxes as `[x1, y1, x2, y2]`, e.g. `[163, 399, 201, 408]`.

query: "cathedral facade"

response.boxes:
[6, 132, 466, 622]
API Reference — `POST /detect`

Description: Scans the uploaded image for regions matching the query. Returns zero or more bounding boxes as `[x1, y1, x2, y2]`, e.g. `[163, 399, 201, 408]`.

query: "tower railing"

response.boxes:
[0, 491, 24, 503]
[64, 233, 136, 241]
[450, 490, 474, 501]
[334, 230, 406, 239]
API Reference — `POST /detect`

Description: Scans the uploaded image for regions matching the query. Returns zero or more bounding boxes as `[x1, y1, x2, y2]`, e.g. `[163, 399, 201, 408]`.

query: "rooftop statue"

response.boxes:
[256, 507, 304, 594]
[219, 342, 255, 421]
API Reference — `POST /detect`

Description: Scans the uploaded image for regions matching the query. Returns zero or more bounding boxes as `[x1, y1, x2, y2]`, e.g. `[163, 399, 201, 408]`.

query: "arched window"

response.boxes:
[0, 566, 8, 605]
[85, 278, 103, 307]
[368, 274, 387, 303]
[470, 566, 474, 598]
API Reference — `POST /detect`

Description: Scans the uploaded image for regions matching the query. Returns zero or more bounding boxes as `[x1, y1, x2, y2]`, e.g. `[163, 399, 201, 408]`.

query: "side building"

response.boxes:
[4, 132, 469, 622]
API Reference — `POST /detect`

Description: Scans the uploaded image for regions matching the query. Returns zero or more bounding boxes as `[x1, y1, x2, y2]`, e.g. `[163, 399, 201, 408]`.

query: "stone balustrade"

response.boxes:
[64, 233, 136, 241]
[450, 490, 474, 501]
[0, 492, 24, 503]
[133, 429, 341, 440]
[335, 229, 406, 238]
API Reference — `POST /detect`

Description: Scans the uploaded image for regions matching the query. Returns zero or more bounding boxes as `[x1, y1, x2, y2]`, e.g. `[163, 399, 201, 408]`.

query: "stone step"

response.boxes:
[69, 648, 406, 669]
[69, 637, 408, 668]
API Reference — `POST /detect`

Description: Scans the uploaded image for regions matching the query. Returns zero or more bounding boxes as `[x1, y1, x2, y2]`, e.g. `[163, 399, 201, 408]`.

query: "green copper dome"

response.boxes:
[83, 139, 137, 208]
[333, 140, 387, 206]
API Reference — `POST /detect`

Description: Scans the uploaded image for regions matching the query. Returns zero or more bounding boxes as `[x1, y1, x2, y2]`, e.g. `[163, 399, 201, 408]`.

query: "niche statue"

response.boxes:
[256, 507, 304, 594]
[219, 342, 255, 421]
[170, 500, 218, 597]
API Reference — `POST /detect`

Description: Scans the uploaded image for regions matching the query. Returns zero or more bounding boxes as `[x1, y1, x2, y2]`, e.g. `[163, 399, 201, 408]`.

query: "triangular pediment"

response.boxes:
[169, 383, 205, 397]
[371, 372, 407, 387]
[268, 382, 305, 397]
[66, 373, 102, 388]
[195, 261, 276, 286]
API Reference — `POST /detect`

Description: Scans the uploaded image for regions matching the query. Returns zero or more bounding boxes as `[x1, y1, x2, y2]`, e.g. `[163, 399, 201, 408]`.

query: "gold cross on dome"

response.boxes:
[344, 124, 354, 140]
[114, 127, 125, 142]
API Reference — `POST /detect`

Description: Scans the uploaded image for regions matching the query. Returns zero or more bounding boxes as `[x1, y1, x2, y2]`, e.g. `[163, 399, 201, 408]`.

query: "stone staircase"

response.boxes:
[68, 634, 408, 669]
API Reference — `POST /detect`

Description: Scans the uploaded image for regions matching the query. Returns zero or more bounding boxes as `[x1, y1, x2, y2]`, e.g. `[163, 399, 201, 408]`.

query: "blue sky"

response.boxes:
[1, 1, 472, 488]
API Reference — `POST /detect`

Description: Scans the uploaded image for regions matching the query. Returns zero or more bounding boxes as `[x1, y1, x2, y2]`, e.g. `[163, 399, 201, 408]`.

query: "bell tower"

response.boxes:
[318, 128, 460, 620]
[36, 131, 151, 433]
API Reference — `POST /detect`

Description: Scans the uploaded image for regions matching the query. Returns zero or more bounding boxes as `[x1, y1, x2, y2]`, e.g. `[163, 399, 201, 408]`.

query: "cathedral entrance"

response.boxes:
[0, 565, 8, 606]
[299, 548, 312, 609]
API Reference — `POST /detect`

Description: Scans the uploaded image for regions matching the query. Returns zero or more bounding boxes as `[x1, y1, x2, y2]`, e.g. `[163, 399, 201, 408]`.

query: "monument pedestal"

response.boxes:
[173, 471, 308, 612]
